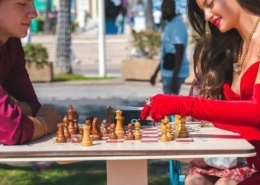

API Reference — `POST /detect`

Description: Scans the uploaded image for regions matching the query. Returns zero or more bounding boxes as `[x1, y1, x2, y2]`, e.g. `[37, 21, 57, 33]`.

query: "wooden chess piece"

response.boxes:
[160, 122, 169, 142]
[178, 116, 189, 138]
[63, 124, 71, 140]
[81, 125, 93, 146]
[126, 123, 135, 140]
[174, 115, 182, 134]
[166, 123, 174, 140]
[107, 106, 114, 125]
[101, 119, 109, 135]
[56, 123, 66, 143]
[134, 121, 142, 140]
[74, 111, 79, 121]
[109, 123, 117, 140]
[63, 115, 68, 127]
[91, 117, 102, 140]
[114, 109, 125, 138]
[68, 120, 76, 135]
[67, 105, 74, 121]
[73, 119, 79, 134]
[85, 119, 92, 134]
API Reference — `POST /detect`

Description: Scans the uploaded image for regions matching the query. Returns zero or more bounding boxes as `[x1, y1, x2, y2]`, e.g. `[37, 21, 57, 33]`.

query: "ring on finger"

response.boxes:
[146, 97, 152, 107]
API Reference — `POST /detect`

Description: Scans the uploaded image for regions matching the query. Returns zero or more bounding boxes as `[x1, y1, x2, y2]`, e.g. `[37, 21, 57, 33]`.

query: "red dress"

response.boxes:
[189, 62, 260, 183]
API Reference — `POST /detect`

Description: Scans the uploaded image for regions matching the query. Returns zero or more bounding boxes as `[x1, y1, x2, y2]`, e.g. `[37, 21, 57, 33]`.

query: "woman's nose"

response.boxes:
[204, 8, 213, 22]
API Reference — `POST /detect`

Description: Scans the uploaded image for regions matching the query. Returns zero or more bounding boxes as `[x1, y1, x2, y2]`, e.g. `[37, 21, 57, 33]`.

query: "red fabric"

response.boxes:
[188, 166, 256, 183]
[0, 38, 41, 145]
[140, 61, 260, 170]
[237, 172, 260, 185]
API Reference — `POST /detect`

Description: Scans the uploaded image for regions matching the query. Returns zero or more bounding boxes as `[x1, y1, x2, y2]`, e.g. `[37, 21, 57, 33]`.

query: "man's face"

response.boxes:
[161, 1, 175, 20]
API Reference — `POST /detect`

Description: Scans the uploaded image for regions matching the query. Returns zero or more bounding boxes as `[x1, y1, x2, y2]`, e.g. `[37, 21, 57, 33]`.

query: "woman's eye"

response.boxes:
[206, 0, 214, 8]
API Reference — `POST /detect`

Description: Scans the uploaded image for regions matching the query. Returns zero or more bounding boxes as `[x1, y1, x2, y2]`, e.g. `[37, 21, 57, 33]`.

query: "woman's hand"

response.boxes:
[189, 158, 208, 168]
[140, 94, 179, 122]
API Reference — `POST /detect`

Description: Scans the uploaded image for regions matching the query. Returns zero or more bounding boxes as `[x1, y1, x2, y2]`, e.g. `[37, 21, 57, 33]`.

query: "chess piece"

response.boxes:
[166, 123, 174, 140]
[85, 119, 92, 134]
[63, 115, 68, 127]
[91, 117, 102, 140]
[160, 122, 169, 142]
[67, 105, 74, 121]
[73, 119, 79, 134]
[178, 116, 189, 138]
[68, 120, 76, 135]
[134, 121, 142, 140]
[107, 106, 114, 125]
[101, 119, 109, 135]
[109, 123, 118, 140]
[174, 115, 182, 134]
[114, 109, 125, 138]
[74, 111, 79, 121]
[56, 123, 66, 143]
[126, 123, 135, 140]
[81, 125, 93, 146]
[63, 124, 71, 140]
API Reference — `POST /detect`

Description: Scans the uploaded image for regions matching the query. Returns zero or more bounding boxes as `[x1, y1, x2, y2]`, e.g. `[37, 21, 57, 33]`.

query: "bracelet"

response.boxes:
[10, 96, 19, 104]
[38, 117, 48, 135]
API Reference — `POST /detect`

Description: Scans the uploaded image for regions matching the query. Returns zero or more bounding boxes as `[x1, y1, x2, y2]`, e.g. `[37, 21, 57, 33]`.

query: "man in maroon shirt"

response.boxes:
[0, 0, 61, 145]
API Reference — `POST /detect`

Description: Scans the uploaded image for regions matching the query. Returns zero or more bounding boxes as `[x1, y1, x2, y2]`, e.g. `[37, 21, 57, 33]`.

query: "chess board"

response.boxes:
[0, 121, 254, 162]
[65, 124, 194, 144]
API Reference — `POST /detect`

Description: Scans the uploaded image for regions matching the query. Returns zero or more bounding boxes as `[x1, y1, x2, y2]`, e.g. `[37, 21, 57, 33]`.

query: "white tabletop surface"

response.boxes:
[0, 122, 256, 162]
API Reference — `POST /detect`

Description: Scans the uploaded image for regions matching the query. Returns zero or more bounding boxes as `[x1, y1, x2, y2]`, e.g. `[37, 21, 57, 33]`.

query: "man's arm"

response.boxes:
[171, 44, 184, 92]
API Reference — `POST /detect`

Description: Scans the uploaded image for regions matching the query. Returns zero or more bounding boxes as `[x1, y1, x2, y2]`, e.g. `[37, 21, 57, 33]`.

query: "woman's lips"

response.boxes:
[213, 18, 221, 27]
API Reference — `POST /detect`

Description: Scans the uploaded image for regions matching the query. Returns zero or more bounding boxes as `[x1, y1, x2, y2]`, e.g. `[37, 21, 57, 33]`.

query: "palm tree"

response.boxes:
[55, 0, 72, 74]
[43, 0, 52, 34]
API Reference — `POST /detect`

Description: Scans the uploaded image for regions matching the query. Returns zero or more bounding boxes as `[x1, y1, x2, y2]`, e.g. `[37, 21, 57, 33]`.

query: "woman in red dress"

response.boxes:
[140, 0, 260, 184]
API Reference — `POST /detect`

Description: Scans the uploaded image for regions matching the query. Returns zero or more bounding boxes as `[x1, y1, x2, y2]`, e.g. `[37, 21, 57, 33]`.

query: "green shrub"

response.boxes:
[132, 30, 161, 59]
[23, 44, 48, 63]
[36, 17, 44, 32]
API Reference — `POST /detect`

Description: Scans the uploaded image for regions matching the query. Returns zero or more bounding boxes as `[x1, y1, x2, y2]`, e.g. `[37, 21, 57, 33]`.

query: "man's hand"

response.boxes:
[36, 106, 62, 134]
[150, 74, 157, 86]
[171, 78, 180, 94]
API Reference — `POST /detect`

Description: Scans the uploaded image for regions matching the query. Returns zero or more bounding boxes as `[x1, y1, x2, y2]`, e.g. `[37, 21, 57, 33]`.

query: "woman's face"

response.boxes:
[0, 0, 37, 43]
[195, 0, 240, 32]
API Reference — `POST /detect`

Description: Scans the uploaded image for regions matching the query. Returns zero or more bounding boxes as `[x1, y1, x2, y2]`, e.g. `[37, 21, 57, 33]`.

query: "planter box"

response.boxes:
[26, 62, 53, 82]
[121, 59, 160, 81]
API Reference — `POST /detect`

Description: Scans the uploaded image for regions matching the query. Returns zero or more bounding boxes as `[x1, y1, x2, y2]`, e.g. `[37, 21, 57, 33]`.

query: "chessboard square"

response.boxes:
[102, 136, 109, 140]
[142, 130, 158, 134]
[142, 134, 159, 138]
[141, 138, 159, 142]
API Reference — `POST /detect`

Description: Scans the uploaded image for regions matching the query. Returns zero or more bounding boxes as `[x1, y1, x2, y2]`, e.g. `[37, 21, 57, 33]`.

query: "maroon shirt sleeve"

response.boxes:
[0, 86, 34, 145]
[0, 38, 40, 145]
[2, 38, 41, 116]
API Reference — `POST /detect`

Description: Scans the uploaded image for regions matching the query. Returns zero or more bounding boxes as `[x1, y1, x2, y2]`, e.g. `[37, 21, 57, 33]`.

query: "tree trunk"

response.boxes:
[55, 0, 72, 74]
[145, 0, 154, 30]
[43, 0, 52, 34]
